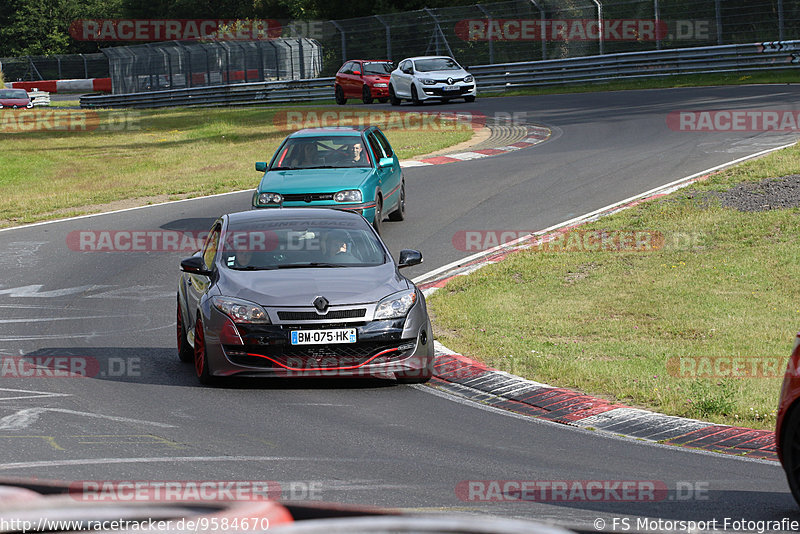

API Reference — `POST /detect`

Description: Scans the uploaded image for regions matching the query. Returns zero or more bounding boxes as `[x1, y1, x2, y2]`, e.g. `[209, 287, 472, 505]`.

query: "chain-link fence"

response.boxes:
[0, 54, 107, 82]
[317, 0, 799, 74]
[104, 39, 322, 94]
[1, 0, 797, 87]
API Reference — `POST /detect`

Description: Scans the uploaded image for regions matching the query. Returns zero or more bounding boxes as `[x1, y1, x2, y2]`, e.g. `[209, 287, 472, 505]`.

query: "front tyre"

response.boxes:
[335, 86, 347, 105]
[782, 405, 800, 506]
[464, 95, 476, 103]
[194, 315, 216, 385]
[410, 86, 422, 106]
[177, 300, 193, 363]
[362, 85, 374, 104]
[388, 180, 405, 222]
[378, 97, 389, 104]
[389, 85, 400, 106]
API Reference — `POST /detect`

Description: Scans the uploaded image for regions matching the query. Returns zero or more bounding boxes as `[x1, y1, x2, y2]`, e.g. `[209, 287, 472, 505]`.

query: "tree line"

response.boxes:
[0, 0, 478, 57]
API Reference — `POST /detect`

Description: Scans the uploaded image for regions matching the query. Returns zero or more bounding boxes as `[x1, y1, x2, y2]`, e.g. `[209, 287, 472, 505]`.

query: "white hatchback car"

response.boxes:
[389, 56, 476, 105]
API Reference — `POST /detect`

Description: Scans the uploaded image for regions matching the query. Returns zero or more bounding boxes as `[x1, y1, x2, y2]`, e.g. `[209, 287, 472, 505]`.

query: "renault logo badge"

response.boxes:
[313, 296, 329, 313]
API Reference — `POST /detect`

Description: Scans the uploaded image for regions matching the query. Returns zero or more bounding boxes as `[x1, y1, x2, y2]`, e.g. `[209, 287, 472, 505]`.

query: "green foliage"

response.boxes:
[0, 0, 124, 56]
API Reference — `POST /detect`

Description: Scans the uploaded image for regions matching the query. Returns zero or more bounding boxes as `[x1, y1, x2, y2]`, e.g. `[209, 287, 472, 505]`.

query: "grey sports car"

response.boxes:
[176, 208, 434, 384]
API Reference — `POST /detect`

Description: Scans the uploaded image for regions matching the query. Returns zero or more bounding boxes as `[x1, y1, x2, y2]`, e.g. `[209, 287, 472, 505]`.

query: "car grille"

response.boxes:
[428, 85, 474, 96]
[282, 193, 335, 202]
[433, 77, 465, 84]
[226, 339, 412, 369]
[277, 309, 367, 321]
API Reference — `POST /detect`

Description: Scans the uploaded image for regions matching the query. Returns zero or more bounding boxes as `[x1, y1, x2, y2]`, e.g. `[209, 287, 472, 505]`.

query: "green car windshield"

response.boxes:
[271, 136, 372, 170]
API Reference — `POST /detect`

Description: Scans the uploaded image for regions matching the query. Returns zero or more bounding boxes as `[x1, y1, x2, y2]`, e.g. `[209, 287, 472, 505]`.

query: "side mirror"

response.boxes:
[353, 70, 362, 76]
[398, 249, 423, 268]
[378, 157, 394, 169]
[403, 68, 413, 74]
[181, 256, 211, 276]
[255, 162, 267, 172]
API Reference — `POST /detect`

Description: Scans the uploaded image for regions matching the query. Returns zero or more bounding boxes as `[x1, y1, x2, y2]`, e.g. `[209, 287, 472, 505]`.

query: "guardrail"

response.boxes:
[81, 77, 334, 108]
[471, 41, 800, 91]
[81, 41, 800, 109]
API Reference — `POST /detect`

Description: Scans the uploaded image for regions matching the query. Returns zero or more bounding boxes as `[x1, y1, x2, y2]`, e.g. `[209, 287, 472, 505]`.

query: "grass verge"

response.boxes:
[428, 143, 800, 430]
[0, 106, 472, 227]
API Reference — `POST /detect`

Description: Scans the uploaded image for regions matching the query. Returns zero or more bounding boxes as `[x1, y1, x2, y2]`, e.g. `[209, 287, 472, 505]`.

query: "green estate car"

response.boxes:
[252, 126, 405, 234]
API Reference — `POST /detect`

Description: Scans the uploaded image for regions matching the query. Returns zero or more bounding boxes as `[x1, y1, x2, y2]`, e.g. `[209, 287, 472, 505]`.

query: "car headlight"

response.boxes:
[212, 296, 271, 324]
[420, 78, 436, 85]
[257, 192, 282, 205]
[374, 290, 417, 320]
[464, 75, 474, 83]
[373, 83, 388, 88]
[334, 190, 362, 203]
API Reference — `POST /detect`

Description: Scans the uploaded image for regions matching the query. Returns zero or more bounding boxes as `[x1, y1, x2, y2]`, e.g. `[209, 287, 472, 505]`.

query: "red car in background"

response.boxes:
[777, 331, 800, 505]
[0, 88, 33, 109]
[335, 60, 394, 105]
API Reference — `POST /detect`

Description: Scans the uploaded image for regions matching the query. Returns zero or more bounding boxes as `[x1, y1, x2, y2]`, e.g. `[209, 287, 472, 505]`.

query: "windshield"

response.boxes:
[362, 62, 394, 75]
[0, 89, 29, 99]
[221, 220, 386, 269]
[270, 136, 371, 170]
[414, 58, 462, 72]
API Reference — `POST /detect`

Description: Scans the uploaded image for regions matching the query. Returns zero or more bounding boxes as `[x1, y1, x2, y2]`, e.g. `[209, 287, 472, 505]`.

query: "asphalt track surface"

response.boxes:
[1, 86, 800, 531]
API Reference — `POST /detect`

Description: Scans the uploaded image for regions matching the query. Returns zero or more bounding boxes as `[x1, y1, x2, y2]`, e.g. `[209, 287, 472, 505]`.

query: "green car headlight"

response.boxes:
[334, 190, 362, 203]
[257, 192, 282, 205]
[374, 290, 417, 320]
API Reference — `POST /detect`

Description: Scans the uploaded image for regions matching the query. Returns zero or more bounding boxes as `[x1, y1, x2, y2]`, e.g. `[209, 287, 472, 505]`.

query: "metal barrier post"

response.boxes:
[476, 4, 494, 65]
[424, 8, 454, 58]
[176, 42, 192, 87]
[257, 42, 265, 81]
[237, 41, 248, 82]
[654, 0, 661, 50]
[286, 40, 295, 78]
[267, 40, 280, 79]
[529, 0, 547, 60]
[778, 0, 785, 41]
[224, 42, 232, 84]
[81, 54, 88, 78]
[715, 0, 722, 44]
[329, 20, 347, 63]
[375, 15, 391, 60]
[298, 39, 305, 78]
[591, 0, 604, 54]
[204, 44, 211, 86]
